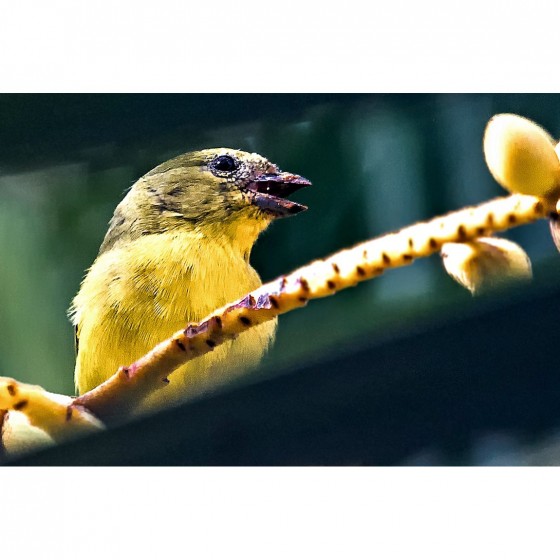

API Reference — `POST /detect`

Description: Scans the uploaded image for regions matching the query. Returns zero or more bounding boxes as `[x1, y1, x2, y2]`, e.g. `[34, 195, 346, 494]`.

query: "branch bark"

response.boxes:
[1, 191, 555, 448]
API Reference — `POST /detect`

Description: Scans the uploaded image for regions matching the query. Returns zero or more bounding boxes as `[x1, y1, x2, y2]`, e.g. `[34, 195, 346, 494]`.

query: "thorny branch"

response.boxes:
[73, 193, 554, 423]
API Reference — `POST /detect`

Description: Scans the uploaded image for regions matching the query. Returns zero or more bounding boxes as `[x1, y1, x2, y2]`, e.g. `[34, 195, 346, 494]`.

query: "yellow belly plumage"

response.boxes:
[72, 230, 277, 412]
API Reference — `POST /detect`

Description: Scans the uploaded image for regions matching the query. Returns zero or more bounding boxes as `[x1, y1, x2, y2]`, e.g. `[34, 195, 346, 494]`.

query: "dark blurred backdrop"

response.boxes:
[2, 94, 560, 465]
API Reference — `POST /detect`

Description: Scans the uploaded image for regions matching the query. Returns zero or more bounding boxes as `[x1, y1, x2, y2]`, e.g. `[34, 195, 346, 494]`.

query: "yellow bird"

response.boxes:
[70, 148, 310, 414]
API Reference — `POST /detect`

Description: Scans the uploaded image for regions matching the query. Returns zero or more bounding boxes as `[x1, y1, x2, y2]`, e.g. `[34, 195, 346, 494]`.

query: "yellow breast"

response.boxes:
[72, 230, 277, 412]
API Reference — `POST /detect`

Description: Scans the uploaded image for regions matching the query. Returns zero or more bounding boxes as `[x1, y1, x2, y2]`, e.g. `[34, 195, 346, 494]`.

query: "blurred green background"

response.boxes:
[2, 94, 560, 464]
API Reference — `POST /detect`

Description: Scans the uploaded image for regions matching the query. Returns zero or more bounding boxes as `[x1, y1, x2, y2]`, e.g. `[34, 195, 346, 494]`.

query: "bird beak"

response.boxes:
[246, 172, 311, 218]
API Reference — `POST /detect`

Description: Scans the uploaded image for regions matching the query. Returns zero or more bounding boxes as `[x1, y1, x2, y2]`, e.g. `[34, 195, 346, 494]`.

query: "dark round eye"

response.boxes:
[212, 155, 239, 173]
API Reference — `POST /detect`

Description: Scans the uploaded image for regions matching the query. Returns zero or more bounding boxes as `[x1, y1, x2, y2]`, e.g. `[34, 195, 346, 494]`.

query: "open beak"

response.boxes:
[246, 172, 311, 218]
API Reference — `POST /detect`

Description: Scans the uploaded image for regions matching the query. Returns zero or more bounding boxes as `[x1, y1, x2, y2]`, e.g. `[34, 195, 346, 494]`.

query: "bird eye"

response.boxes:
[211, 155, 239, 174]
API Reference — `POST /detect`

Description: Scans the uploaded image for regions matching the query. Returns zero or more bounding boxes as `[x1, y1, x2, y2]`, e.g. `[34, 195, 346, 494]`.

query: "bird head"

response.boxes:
[99, 148, 311, 254]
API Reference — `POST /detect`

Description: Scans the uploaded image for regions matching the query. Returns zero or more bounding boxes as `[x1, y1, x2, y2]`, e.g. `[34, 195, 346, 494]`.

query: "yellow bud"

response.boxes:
[441, 237, 532, 295]
[483, 114, 560, 197]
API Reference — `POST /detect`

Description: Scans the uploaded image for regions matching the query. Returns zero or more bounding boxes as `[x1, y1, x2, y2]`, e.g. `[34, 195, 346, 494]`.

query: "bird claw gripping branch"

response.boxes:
[2, 113, 560, 458]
